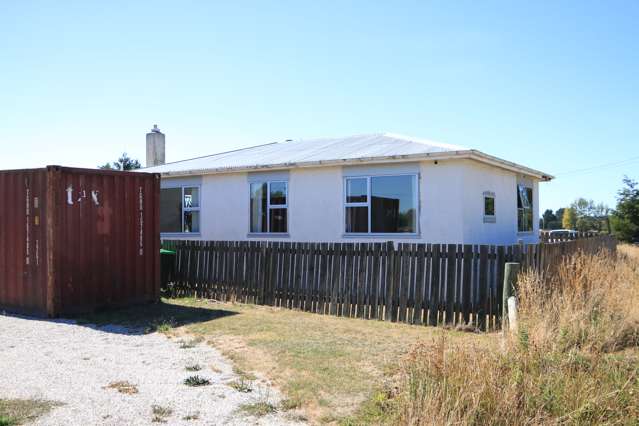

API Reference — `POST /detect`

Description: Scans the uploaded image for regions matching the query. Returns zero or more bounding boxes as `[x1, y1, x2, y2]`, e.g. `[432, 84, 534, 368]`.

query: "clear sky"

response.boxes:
[1, 1, 637, 213]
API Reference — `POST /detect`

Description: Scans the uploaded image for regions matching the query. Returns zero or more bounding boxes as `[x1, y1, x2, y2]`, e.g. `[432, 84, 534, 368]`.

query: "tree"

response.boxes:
[562, 207, 577, 230]
[569, 198, 610, 233]
[610, 177, 639, 242]
[99, 153, 142, 171]
[541, 209, 557, 229]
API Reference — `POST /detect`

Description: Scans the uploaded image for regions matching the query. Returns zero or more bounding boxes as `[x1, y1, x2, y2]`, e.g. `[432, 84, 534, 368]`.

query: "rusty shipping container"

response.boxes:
[0, 166, 161, 317]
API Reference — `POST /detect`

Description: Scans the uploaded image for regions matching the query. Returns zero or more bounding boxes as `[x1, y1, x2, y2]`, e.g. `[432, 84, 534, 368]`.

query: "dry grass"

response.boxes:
[104, 381, 139, 395]
[619, 243, 639, 262]
[0, 399, 60, 426]
[172, 299, 490, 423]
[358, 247, 639, 425]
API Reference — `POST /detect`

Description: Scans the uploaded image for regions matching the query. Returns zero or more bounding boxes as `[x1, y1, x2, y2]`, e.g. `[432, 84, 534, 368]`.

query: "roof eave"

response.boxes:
[467, 150, 554, 181]
[151, 150, 554, 181]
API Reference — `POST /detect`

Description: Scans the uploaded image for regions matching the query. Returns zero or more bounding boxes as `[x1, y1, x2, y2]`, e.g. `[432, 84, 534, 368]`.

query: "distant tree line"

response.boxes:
[542, 177, 639, 243]
[99, 153, 141, 171]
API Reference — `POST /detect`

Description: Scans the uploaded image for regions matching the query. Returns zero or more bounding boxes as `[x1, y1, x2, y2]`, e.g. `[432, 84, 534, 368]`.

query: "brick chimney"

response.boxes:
[146, 124, 165, 167]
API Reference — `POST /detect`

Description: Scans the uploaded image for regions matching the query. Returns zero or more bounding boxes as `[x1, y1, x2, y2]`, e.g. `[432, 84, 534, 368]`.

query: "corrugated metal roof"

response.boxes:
[141, 133, 553, 180]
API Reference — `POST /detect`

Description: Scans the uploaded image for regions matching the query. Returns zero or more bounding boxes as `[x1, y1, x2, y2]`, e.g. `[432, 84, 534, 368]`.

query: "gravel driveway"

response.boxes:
[0, 313, 300, 425]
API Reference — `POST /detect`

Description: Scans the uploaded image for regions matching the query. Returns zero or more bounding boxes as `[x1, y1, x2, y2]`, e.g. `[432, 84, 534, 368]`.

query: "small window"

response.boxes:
[344, 174, 418, 234]
[517, 185, 533, 232]
[250, 181, 288, 233]
[483, 191, 495, 223]
[160, 186, 201, 233]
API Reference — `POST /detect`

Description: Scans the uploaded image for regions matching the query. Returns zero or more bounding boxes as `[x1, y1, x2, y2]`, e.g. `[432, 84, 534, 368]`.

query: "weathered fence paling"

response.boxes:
[162, 235, 616, 331]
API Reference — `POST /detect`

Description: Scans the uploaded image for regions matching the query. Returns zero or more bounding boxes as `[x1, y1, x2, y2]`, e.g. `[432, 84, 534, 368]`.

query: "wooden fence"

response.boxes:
[161, 235, 616, 331]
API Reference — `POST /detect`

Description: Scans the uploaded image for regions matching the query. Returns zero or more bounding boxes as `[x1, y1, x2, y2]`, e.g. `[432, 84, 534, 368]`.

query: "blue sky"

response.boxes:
[1, 1, 637, 212]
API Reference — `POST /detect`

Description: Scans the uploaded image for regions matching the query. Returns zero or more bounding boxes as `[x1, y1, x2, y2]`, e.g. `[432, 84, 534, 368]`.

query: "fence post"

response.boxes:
[502, 262, 520, 330]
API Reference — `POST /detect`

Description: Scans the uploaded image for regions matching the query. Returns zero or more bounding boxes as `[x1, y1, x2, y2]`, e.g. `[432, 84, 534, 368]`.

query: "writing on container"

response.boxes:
[65, 185, 100, 206]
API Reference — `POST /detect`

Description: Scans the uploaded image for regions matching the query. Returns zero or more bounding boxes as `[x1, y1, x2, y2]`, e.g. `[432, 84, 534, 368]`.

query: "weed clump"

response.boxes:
[179, 337, 204, 349]
[238, 401, 276, 417]
[151, 405, 173, 423]
[229, 378, 253, 393]
[183, 375, 211, 387]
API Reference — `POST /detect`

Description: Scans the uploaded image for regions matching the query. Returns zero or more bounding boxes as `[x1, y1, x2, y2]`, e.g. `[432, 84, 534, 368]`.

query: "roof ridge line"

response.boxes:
[139, 141, 279, 169]
[382, 132, 467, 150]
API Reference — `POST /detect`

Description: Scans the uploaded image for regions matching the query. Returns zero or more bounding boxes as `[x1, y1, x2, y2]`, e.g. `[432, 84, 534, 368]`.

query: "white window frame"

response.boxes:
[248, 180, 289, 235]
[483, 191, 496, 223]
[517, 184, 533, 233]
[343, 173, 419, 236]
[160, 185, 201, 235]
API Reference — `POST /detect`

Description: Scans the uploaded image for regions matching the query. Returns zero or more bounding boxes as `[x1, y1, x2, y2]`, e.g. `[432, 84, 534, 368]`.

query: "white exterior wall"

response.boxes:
[161, 159, 540, 244]
[460, 160, 516, 245]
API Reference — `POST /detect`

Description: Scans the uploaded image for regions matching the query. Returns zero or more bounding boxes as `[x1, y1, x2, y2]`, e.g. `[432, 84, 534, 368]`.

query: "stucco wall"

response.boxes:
[161, 159, 540, 244]
[461, 160, 515, 244]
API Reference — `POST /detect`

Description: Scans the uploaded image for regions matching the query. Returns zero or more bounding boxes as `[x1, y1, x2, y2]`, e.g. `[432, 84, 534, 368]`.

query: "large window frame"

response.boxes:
[248, 180, 289, 235]
[343, 173, 419, 236]
[517, 184, 533, 233]
[160, 185, 201, 235]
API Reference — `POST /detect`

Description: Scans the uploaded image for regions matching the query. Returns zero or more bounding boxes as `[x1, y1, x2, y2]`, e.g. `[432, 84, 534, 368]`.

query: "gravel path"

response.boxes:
[0, 314, 300, 425]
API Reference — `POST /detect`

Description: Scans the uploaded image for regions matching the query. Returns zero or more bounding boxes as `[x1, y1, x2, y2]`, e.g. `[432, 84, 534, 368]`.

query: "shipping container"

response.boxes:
[0, 166, 161, 317]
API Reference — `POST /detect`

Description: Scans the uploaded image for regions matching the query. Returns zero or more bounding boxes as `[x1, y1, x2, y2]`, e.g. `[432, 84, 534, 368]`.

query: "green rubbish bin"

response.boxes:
[160, 249, 176, 290]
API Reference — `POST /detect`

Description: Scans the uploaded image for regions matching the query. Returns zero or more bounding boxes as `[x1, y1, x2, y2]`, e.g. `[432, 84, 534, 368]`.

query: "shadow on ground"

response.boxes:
[75, 301, 237, 335]
[1, 301, 237, 336]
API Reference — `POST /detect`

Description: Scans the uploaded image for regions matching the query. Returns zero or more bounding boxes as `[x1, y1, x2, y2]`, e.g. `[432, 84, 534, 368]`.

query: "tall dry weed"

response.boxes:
[379, 247, 639, 425]
[518, 248, 639, 353]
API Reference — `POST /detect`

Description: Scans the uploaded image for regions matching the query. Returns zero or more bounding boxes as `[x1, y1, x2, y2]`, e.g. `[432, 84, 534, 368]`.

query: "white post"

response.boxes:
[507, 296, 518, 332]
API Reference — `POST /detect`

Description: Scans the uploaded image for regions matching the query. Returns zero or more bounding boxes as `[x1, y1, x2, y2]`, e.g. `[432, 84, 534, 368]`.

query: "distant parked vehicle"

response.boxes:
[548, 229, 579, 240]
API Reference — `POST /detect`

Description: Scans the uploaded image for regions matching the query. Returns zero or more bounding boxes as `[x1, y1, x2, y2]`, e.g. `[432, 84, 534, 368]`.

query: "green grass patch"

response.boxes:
[238, 402, 276, 417]
[0, 399, 60, 426]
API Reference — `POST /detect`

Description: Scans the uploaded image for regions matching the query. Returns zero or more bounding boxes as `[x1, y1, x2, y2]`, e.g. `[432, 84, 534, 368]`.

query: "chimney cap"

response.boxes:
[151, 124, 161, 133]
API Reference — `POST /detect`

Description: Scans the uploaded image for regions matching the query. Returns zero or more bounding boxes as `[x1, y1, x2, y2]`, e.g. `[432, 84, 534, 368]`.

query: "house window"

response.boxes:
[160, 186, 200, 233]
[517, 184, 533, 232]
[250, 181, 288, 233]
[483, 191, 496, 223]
[345, 174, 417, 234]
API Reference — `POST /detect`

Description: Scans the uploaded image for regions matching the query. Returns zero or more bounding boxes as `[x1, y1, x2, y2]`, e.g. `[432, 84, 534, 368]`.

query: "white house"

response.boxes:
[141, 129, 553, 245]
